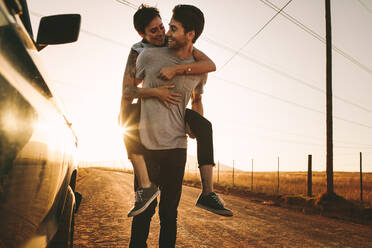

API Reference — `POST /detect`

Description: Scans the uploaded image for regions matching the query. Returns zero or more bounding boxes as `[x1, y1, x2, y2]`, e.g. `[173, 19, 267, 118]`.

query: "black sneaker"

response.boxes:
[128, 183, 160, 217]
[196, 192, 233, 217]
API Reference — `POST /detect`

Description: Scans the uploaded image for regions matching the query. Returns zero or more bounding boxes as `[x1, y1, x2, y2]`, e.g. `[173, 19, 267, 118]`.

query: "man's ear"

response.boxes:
[186, 30, 195, 42]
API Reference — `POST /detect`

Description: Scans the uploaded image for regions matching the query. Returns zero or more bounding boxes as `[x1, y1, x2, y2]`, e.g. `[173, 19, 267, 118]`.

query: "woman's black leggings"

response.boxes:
[184, 108, 215, 167]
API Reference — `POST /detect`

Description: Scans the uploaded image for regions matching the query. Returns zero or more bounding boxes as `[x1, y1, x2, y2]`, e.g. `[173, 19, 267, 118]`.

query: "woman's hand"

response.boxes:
[158, 66, 178, 80]
[155, 85, 181, 109]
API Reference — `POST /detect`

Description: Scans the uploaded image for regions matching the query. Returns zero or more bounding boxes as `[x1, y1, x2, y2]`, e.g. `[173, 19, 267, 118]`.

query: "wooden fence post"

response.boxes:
[277, 157, 280, 193]
[232, 160, 235, 186]
[251, 159, 254, 191]
[360, 152, 363, 203]
[308, 154, 312, 197]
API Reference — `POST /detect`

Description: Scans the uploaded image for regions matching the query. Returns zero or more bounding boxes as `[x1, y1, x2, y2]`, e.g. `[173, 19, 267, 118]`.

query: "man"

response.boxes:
[120, 4, 232, 219]
[129, 5, 212, 247]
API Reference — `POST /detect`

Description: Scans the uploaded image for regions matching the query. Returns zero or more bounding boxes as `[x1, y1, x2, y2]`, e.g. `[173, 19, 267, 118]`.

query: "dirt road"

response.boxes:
[74, 168, 372, 247]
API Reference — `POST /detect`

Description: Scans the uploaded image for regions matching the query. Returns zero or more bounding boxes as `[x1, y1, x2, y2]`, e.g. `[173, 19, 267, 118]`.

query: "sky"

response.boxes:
[27, 0, 372, 172]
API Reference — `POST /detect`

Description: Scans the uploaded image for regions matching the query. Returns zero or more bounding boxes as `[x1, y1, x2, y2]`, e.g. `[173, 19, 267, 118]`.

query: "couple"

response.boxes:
[119, 4, 232, 247]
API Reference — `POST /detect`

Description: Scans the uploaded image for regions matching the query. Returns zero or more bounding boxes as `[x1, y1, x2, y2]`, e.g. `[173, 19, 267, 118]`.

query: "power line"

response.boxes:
[255, 135, 324, 148]
[213, 75, 372, 130]
[243, 133, 372, 150]
[214, 45, 372, 114]
[335, 140, 372, 148]
[115, 0, 137, 9]
[80, 29, 132, 48]
[213, 75, 323, 114]
[206, 0, 372, 78]
[201, 13, 372, 114]
[258, 0, 372, 77]
[234, 122, 372, 148]
[219, 0, 293, 71]
[356, 0, 372, 14]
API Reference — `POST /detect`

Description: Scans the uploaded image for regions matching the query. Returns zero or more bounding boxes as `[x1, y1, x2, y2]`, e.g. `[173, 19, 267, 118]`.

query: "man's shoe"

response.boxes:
[196, 192, 233, 217]
[128, 183, 160, 217]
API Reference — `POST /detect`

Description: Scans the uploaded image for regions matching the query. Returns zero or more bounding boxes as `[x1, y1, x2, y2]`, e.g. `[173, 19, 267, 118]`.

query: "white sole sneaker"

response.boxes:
[128, 189, 160, 217]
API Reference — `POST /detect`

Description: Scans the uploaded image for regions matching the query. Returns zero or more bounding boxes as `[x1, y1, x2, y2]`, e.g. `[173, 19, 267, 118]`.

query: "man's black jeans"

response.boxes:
[129, 148, 187, 248]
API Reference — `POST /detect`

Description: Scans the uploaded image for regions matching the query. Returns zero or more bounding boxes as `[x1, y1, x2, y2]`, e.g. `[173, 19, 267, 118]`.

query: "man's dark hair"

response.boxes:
[133, 4, 160, 34]
[172, 5, 204, 43]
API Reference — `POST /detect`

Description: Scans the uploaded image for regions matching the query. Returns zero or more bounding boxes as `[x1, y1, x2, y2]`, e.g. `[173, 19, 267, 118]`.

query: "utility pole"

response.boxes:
[307, 154, 312, 197]
[325, 0, 334, 195]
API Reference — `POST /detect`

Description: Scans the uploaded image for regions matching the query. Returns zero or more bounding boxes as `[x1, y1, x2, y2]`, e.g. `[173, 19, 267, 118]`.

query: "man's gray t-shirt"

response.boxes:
[136, 47, 206, 150]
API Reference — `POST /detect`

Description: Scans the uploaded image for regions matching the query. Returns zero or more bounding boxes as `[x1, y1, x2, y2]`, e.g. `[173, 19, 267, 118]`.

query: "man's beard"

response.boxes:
[168, 38, 187, 49]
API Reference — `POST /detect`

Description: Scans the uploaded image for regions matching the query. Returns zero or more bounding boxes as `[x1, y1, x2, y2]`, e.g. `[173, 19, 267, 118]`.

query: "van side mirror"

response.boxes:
[36, 14, 81, 51]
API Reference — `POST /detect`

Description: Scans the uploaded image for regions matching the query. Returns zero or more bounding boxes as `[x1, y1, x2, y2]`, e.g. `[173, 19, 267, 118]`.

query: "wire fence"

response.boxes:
[183, 153, 372, 206]
[78, 153, 372, 206]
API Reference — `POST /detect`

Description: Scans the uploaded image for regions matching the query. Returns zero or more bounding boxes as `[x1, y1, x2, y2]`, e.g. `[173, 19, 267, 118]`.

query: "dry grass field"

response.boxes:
[184, 170, 372, 206]
[80, 166, 372, 206]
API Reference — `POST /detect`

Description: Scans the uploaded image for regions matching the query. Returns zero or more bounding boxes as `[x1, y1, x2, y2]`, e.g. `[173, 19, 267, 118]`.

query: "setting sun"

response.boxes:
[74, 118, 126, 163]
